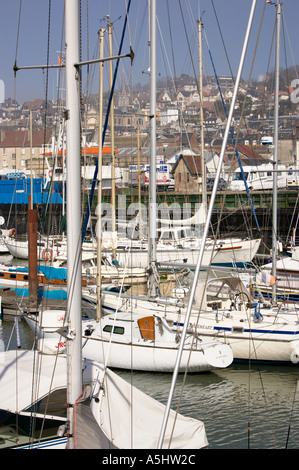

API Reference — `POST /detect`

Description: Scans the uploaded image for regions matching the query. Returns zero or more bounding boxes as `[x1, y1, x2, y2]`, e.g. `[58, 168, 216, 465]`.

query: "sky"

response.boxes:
[1, 0, 299, 104]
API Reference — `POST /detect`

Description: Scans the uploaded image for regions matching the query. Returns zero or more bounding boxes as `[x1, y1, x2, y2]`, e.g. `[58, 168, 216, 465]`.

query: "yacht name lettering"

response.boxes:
[198, 324, 213, 330]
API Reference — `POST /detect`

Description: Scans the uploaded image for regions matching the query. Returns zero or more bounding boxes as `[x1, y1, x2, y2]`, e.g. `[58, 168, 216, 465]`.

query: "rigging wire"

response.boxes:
[166, 0, 176, 79]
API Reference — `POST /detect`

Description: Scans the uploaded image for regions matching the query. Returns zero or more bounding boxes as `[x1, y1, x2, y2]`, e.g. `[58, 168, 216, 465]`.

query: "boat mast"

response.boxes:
[158, 0, 257, 448]
[148, 0, 159, 297]
[108, 20, 117, 260]
[28, 110, 38, 306]
[65, 0, 82, 449]
[272, 0, 282, 305]
[198, 18, 207, 222]
[96, 27, 105, 321]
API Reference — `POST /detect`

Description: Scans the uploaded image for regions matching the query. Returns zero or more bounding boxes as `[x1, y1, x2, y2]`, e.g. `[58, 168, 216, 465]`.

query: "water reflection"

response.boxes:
[117, 364, 299, 449]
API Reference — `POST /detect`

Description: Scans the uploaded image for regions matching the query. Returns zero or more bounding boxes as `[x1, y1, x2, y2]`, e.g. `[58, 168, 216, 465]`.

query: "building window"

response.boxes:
[12, 153, 16, 159]
[2, 149, 6, 155]
[187, 173, 190, 182]
[178, 173, 181, 182]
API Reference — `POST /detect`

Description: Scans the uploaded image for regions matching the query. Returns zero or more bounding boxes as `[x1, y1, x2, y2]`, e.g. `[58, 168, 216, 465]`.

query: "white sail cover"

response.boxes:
[101, 231, 118, 250]
[0, 350, 67, 413]
[89, 362, 208, 449]
[0, 351, 207, 449]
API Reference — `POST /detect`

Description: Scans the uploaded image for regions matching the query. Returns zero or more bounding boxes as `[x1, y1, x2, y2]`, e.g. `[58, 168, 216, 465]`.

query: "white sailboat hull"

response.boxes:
[171, 314, 299, 364]
[100, 290, 299, 364]
[5, 238, 60, 261]
[24, 310, 233, 373]
[82, 333, 233, 373]
[108, 238, 261, 269]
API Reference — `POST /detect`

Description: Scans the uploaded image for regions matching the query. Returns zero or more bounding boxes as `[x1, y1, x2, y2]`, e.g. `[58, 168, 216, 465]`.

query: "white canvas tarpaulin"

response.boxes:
[89, 362, 208, 449]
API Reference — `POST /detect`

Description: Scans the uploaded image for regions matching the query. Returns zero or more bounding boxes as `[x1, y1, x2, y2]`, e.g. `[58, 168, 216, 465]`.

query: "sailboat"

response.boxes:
[100, 0, 299, 366]
[102, 227, 261, 269]
[24, 307, 233, 372]
[0, 0, 210, 449]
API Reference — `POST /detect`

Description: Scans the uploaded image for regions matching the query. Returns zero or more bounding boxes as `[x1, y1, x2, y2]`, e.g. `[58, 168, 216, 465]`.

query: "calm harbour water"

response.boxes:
[1, 317, 298, 449]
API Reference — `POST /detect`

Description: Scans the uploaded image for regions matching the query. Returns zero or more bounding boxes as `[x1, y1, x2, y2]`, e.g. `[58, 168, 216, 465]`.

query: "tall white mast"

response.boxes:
[96, 27, 105, 321]
[272, 0, 282, 304]
[65, 0, 82, 448]
[148, 0, 159, 297]
[198, 18, 207, 222]
[108, 21, 117, 259]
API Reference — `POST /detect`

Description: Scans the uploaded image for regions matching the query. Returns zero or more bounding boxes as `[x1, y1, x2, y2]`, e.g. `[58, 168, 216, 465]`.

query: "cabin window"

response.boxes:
[9, 274, 16, 279]
[186, 172, 190, 182]
[103, 325, 124, 335]
[232, 326, 244, 333]
[103, 325, 112, 333]
[113, 326, 124, 335]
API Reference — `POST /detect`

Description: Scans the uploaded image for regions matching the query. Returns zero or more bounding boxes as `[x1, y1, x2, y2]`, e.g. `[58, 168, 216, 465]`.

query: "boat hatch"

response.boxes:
[138, 316, 155, 341]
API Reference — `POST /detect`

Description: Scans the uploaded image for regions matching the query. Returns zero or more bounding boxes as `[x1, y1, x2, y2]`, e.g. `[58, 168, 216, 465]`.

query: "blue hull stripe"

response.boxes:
[173, 322, 299, 336]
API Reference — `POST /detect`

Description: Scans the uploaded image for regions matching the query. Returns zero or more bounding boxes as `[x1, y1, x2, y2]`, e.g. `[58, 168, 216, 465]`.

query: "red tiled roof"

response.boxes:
[0, 130, 52, 148]
[235, 144, 264, 160]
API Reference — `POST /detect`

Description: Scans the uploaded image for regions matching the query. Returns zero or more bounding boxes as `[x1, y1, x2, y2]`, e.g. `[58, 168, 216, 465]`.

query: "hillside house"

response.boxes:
[172, 154, 203, 193]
